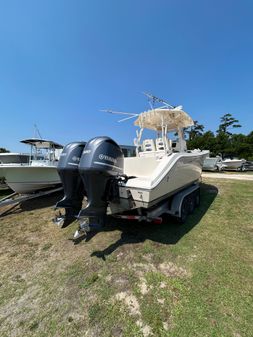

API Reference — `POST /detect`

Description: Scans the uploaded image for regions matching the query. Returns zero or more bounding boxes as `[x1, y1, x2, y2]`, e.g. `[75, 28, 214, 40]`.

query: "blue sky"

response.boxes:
[0, 0, 252, 152]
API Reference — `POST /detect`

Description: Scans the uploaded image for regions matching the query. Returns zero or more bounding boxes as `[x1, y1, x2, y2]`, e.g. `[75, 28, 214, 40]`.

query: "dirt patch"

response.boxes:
[114, 292, 153, 336]
[160, 282, 166, 289]
[131, 261, 189, 279]
[136, 320, 153, 337]
[158, 262, 188, 278]
[157, 298, 165, 304]
[163, 321, 169, 331]
[131, 262, 157, 277]
[202, 173, 253, 181]
[115, 291, 140, 316]
[139, 278, 149, 295]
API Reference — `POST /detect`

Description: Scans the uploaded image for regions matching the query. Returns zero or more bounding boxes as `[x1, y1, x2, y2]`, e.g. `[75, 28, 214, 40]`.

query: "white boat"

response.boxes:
[0, 138, 63, 193]
[54, 95, 209, 235]
[222, 158, 246, 171]
[112, 107, 209, 210]
[203, 156, 226, 172]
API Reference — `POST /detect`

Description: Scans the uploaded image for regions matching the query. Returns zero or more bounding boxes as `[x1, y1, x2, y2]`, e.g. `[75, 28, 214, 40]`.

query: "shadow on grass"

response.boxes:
[21, 192, 63, 211]
[0, 191, 63, 217]
[80, 183, 218, 260]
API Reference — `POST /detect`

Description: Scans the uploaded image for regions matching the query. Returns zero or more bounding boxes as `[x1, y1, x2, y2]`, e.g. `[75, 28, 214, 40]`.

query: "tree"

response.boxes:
[214, 113, 242, 157]
[186, 120, 205, 141]
[187, 130, 216, 153]
[186, 114, 253, 159]
[245, 131, 253, 160]
[214, 132, 230, 157]
[0, 148, 10, 153]
[216, 113, 241, 136]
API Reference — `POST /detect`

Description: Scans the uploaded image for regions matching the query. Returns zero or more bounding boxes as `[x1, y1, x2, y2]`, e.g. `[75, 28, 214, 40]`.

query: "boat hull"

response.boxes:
[0, 166, 61, 193]
[116, 151, 208, 210]
[222, 160, 245, 170]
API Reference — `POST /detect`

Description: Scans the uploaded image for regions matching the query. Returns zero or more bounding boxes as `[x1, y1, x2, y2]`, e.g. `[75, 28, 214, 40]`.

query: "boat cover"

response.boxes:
[134, 108, 194, 131]
[20, 138, 63, 149]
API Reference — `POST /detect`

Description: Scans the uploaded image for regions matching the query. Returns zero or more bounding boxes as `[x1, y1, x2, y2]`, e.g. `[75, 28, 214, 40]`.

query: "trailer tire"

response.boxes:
[195, 189, 200, 207]
[188, 194, 195, 214]
[179, 197, 189, 224]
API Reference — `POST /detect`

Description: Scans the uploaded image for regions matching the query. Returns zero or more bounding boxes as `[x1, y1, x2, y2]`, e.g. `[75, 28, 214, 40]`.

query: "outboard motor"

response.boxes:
[77, 137, 124, 229]
[54, 141, 86, 226]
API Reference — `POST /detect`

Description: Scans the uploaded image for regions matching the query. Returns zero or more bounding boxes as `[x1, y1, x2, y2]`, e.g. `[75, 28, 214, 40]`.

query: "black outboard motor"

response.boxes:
[78, 136, 124, 223]
[55, 142, 86, 222]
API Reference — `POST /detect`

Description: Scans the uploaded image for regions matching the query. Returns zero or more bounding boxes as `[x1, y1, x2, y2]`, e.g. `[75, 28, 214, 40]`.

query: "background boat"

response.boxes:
[0, 138, 63, 194]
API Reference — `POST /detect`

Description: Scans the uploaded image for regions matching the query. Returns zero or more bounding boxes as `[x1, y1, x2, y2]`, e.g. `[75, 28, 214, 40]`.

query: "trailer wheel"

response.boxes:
[195, 189, 200, 207]
[188, 194, 195, 214]
[179, 197, 189, 224]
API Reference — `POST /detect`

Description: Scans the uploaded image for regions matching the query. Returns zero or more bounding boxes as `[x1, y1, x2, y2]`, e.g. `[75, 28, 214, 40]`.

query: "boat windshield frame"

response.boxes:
[20, 138, 63, 164]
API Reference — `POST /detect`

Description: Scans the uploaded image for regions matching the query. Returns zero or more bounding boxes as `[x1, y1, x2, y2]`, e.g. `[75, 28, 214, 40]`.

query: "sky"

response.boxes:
[0, 0, 253, 152]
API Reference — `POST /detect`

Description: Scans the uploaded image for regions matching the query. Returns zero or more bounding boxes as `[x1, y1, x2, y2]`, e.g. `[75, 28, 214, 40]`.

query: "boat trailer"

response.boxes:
[0, 186, 63, 216]
[73, 183, 200, 240]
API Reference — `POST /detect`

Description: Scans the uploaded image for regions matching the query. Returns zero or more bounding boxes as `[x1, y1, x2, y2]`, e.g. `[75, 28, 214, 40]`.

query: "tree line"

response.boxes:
[186, 113, 253, 160]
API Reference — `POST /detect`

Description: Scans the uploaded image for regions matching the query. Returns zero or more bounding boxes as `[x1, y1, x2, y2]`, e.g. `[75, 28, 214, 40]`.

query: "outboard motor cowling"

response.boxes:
[78, 137, 124, 219]
[55, 142, 86, 214]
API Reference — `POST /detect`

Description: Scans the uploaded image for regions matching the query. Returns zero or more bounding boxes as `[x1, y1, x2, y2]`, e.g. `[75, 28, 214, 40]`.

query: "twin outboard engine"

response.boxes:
[78, 136, 124, 221]
[55, 142, 86, 221]
[54, 136, 124, 237]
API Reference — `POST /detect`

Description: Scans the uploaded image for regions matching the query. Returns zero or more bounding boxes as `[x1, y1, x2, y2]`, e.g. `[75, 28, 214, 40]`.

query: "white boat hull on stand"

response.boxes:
[0, 166, 61, 193]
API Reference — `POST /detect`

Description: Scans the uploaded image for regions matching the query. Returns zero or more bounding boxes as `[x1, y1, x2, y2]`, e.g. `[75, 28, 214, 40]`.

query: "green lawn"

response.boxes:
[0, 178, 252, 337]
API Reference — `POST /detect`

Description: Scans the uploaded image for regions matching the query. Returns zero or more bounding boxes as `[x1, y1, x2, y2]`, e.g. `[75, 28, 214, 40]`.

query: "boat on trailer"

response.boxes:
[222, 158, 246, 171]
[0, 138, 63, 194]
[54, 94, 209, 239]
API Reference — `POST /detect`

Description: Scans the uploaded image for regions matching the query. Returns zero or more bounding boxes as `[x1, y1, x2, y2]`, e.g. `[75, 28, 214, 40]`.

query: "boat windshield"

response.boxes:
[204, 158, 217, 165]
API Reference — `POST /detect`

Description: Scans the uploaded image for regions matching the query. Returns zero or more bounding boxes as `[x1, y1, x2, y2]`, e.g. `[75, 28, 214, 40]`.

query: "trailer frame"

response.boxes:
[74, 183, 200, 239]
[0, 186, 63, 216]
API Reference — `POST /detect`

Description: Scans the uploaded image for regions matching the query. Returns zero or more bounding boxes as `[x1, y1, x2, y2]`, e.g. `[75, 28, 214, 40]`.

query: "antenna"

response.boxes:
[142, 92, 175, 109]
[100, 109, 139, 123]
[33, 124, 42, 139]
[101, 92, 182, 123]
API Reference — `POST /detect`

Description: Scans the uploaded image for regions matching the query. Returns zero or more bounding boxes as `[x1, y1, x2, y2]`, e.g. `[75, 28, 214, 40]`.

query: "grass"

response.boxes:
[0, 178, 252, 337]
